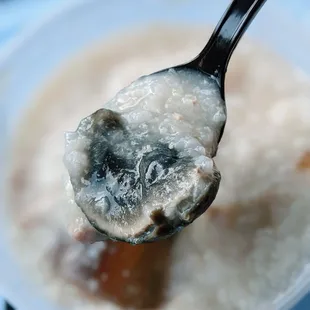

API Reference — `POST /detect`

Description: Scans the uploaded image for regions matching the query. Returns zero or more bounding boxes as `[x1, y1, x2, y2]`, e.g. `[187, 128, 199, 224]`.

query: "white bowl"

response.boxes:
[1, 0, 310, 309]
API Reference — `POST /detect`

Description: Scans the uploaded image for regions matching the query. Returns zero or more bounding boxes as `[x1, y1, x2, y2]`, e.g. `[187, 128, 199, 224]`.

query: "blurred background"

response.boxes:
[1, 0, 310, 309]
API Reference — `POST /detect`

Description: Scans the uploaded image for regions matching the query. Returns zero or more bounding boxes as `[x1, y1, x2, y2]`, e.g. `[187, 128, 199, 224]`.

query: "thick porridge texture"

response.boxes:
[7, 26, 310, 310]
[64, 67, 225, 244]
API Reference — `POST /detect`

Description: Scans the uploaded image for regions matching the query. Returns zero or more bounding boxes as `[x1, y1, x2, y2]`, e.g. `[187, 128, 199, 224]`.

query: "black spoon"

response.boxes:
[65, 0, 267, 244]
[179, 0, 267, 143]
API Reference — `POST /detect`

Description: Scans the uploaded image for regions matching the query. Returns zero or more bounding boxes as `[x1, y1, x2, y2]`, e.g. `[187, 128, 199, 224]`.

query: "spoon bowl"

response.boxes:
[64, 0, 267, 244]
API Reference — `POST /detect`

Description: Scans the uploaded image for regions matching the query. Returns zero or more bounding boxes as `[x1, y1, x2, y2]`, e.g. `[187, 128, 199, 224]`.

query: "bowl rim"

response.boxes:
[0, 0, 86, 66]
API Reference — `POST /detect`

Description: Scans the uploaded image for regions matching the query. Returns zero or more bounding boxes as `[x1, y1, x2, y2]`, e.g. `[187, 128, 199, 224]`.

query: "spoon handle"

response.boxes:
[191, 0, 267, 92]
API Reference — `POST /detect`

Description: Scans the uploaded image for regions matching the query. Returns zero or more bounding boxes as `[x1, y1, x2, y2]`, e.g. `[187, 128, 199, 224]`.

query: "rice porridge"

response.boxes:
[64, 68, 225, 244]
[7, 26, 310, 310]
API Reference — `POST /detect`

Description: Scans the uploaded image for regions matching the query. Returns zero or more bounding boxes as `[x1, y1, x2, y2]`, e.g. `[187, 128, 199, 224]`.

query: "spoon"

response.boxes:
[64, 0, 267, 244]
[178, 0, 267, 143]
